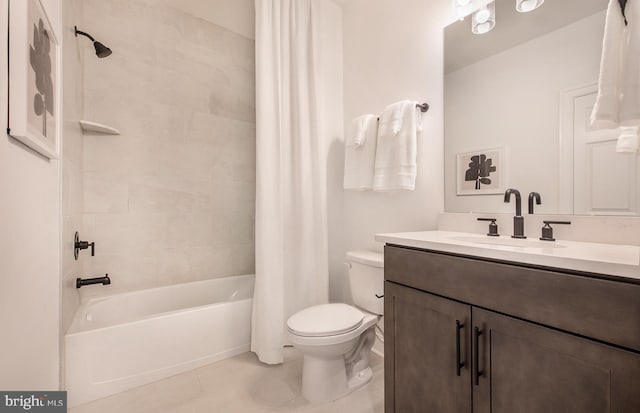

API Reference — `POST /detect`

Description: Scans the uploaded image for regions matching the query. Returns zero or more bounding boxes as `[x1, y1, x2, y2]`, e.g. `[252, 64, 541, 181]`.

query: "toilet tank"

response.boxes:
[346, 250, 384, 315]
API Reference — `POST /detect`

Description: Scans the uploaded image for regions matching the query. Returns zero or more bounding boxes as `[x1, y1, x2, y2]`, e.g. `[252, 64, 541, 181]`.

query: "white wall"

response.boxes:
[0, 0, 62, 389]
[338, 0, 448, 300]
[321, 1, 345, 303]
[445, 12, 604, 214]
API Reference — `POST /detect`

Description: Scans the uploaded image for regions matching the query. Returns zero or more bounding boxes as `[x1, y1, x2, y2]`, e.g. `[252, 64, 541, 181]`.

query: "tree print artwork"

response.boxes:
[464, 154, 496, 190]
[30, 18, 54, 137]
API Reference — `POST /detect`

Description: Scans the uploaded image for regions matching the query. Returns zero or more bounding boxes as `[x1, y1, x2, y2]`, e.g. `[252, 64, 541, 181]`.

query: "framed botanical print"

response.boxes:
[456, 147, 505, 195]
[8, 0, 60, 159]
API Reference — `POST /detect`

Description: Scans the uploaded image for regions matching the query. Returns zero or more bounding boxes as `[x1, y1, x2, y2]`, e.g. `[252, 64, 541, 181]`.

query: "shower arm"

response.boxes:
[74, 27, 96, 42]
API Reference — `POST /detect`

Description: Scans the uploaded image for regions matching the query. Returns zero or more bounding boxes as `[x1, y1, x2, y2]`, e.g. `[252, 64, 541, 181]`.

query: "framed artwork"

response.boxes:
[8, 0, 60, 159]
[456, 147, 505, 195]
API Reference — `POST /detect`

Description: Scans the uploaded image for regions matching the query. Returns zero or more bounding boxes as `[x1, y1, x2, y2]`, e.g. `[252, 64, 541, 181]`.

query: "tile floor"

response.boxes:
[69, 348, 384, 413]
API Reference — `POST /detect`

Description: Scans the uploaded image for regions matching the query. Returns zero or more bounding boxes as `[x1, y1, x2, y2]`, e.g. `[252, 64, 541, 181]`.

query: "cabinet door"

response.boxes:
[473, 308, 640, 413]
[385, 282, 472, 413]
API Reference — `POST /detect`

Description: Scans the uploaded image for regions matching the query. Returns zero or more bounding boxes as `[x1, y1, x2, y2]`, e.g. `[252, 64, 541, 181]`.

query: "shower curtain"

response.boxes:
[251, 0, 329, 365]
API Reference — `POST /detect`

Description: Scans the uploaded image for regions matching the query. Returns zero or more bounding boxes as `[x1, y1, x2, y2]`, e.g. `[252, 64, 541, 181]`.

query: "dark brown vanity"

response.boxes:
[384, 244, 640, 412]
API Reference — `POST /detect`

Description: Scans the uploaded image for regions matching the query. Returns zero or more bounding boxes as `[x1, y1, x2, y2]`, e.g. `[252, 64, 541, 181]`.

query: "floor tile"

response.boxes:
[70, 348, 384, 413]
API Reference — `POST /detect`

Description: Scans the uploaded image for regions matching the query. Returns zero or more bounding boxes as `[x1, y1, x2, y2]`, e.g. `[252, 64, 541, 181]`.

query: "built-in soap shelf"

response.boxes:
[79, 120, 120, 135]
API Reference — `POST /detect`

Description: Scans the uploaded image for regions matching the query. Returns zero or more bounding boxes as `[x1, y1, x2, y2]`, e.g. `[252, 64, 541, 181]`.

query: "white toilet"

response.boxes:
[286, 250, 384, 403]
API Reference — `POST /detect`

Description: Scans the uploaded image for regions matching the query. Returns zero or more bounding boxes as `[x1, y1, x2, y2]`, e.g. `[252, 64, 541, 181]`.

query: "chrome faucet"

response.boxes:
[504, 189, 526, 239]
[528, 192, 541, 214]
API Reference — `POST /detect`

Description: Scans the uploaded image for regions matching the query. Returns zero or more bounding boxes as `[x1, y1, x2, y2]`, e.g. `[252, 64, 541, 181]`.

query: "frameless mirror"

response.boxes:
[444, 0, 640, 216]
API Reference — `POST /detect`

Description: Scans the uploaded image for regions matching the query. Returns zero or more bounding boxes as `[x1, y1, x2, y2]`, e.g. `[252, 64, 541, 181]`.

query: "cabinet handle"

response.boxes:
[474, 326, 484, 385]
[455, 320, 465, 376]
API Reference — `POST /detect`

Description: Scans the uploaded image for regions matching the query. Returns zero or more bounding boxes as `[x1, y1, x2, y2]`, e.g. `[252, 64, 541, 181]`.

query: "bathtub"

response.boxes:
[65, 274, 254, 407]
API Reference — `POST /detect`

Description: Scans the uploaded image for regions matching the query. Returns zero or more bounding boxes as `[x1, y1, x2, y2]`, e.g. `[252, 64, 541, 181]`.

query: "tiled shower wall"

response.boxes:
[61, 0, 85, 332]
[81, 0, 256, 296]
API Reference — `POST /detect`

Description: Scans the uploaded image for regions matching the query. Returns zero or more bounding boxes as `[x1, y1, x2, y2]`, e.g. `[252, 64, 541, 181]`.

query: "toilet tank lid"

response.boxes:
[346, 250, 384, 268]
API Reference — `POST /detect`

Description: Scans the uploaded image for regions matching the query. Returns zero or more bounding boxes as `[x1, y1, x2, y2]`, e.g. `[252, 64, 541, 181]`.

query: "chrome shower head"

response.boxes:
[74, 26, 112, 58]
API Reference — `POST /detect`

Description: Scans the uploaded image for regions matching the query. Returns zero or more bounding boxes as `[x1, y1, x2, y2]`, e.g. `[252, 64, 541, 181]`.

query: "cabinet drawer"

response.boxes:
[385, 245, 640, 352]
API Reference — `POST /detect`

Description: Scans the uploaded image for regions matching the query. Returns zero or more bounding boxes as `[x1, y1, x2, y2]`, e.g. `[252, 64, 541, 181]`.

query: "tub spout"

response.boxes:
[76, 274, 111, 289]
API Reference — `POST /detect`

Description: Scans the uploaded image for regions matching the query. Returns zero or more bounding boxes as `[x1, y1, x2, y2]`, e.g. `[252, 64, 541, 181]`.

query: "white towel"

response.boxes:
[347, 115, 374, 147]
[379, 100, 409, 135]
[616, 126, 639, 152]
[343, 114, 378, 190]
[373, 101, 419, 191]
[591, 0, 640, 133]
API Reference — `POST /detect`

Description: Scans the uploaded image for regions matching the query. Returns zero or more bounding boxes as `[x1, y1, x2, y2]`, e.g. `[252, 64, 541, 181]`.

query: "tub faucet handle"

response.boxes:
[74, 231, 95, 260]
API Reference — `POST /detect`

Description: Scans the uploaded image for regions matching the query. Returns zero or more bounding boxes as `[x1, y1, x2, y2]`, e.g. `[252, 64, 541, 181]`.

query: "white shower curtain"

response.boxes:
[251, 0, 329, 365]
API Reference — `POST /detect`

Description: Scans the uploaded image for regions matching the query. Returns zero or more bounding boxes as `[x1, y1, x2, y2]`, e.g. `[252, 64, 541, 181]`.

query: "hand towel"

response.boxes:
[343, 114, 378, 190]
[347, 114, 375, 148]
[379, 100, 410, 135]
[373, 101, 419, 191]
[591, 0, 640, 132]
[616, 126, 639, 152]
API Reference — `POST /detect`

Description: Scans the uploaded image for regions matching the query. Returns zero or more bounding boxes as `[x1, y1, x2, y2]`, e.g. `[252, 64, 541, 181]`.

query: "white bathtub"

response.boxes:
[65, 274, 254, 407]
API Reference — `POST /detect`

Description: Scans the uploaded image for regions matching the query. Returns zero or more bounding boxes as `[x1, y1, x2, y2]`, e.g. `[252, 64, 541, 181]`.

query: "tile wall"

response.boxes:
[61, 0, 85, 333]
[81, 0, 256, 296]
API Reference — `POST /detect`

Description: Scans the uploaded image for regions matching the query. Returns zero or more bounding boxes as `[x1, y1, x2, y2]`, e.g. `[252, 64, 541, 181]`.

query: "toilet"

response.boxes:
[286, 250, 384, 403]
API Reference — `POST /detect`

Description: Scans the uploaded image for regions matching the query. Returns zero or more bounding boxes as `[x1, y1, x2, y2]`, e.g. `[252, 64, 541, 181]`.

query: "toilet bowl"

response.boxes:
[286, 250, 384, 403]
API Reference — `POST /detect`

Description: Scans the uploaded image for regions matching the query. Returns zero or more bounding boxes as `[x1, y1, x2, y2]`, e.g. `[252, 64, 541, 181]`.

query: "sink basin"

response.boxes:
[451, 236, 567, 249]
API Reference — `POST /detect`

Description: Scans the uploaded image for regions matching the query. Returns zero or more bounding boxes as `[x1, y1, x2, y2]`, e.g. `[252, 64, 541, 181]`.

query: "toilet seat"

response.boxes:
[287, 305, 379, 347]
[287, 303, 364, 337]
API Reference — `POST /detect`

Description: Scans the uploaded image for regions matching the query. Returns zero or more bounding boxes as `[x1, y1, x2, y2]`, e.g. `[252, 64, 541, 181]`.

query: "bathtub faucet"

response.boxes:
[76, 274, 111, 289]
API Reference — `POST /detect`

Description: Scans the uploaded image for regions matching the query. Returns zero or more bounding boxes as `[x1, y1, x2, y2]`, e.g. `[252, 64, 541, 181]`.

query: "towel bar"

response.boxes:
[416, 102, 430, 113]
[376, 102, 429, 121]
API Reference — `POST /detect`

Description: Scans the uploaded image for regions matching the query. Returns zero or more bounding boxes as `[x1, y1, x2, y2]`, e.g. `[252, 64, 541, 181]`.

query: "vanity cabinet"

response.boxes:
[385, 282, 471, 412]
[384, 245, 640, 413]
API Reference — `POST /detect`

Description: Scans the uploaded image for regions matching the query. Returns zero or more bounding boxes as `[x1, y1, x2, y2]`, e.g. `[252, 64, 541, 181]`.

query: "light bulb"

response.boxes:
[475, 22, 493, 34]
[516, 0, 544, 13]
[475, 7, 491, 23]
[472, 2, 495, 34]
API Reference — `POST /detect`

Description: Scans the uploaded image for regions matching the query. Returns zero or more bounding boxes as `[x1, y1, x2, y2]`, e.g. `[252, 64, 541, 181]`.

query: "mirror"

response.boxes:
[444, 0, 640, 216]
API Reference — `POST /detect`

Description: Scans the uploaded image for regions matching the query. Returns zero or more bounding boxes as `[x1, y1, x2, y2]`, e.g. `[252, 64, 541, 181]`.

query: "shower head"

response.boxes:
[93, 41, 112, 58]
[74, 26, 112, 58]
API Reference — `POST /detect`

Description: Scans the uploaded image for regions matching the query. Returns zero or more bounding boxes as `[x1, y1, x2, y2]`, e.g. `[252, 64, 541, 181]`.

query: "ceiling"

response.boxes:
[445, 0, 608, 73]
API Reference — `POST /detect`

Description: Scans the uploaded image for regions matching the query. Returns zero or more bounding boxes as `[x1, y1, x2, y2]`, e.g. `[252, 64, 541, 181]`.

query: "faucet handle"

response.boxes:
[74, 231, 95, 259]
[477, 218, 499, 237]
[540, 220, 571, 242]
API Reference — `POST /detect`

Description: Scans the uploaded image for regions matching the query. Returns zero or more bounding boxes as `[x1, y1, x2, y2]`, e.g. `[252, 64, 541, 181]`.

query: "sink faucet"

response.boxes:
[504, 189, 526, 239]
[528, 192, 541, 214]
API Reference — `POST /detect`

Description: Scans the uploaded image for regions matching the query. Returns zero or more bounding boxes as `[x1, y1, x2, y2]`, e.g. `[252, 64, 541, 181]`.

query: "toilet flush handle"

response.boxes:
[375, 294, 384, 299]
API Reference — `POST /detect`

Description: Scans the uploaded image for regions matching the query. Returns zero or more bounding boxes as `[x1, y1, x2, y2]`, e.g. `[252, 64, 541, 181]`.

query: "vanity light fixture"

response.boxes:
[472, 1, 496, 34]
[516, 0, 544, 13]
